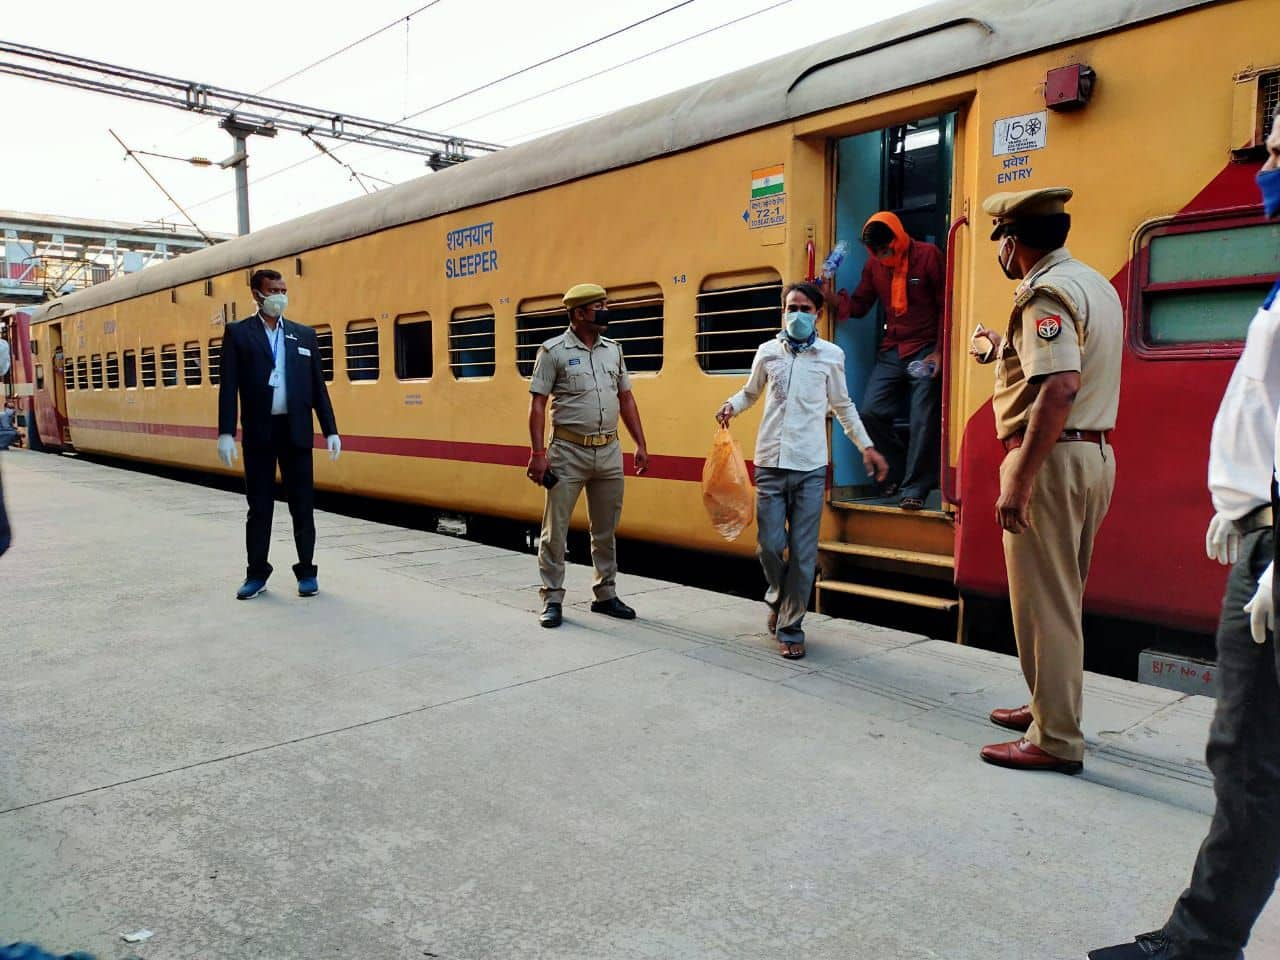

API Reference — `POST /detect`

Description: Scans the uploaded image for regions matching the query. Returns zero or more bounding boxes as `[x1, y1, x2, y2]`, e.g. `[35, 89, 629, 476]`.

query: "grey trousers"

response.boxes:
[1162, 526, 1279, 960]
[860, 344, 940, 500]
[755, 465, 826, 644]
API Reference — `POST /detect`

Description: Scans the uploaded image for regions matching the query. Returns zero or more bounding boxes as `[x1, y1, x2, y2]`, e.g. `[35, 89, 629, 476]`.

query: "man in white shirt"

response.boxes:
[1090, 105, 1280, 960]
[717, 281, 887, 659]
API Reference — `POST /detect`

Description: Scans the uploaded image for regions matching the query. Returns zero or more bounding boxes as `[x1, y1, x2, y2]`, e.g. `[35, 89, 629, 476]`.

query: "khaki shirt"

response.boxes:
[993, 248, 1123, 439]
[529, 326, 632, 434]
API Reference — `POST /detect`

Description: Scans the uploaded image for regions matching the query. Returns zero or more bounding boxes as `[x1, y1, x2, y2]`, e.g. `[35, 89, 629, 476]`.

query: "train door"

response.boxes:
[47, 322, 69, 444]
[830, 112, 955, 506]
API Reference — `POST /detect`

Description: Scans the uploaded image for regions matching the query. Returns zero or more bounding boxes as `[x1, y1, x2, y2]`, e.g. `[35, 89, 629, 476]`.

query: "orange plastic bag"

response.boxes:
[701, 426, 754, 541]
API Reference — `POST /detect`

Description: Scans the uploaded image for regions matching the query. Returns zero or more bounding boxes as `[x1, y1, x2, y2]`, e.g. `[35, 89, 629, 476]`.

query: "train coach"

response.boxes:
[12, 0, 1280, 656]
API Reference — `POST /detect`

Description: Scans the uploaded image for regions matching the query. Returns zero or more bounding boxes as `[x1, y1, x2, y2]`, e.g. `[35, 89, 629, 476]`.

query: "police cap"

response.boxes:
[563, 283, 608, 309]
[982, 186, 1073, 239]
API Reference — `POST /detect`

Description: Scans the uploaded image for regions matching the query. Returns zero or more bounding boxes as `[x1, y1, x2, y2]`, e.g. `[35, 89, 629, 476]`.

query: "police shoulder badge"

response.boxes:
[1036, 314, 1062, 340]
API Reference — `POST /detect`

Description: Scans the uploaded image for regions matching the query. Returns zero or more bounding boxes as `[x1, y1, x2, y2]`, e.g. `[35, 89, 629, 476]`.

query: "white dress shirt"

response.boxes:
[1208, 287, 1280, 518]
[726, 334, 873, 472]
[261, 315, 288, 416]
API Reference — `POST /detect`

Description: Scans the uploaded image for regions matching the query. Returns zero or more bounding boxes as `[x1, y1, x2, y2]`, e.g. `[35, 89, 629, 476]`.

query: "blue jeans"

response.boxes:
[754, 466, 826, 643]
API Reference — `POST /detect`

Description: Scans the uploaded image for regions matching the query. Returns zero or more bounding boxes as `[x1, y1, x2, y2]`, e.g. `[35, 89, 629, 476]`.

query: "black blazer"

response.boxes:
[217, 315, 338, 450]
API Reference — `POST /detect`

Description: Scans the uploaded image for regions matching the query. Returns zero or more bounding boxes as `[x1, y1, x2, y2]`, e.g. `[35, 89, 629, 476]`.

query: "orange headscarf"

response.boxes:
[862, 211, 911, 318]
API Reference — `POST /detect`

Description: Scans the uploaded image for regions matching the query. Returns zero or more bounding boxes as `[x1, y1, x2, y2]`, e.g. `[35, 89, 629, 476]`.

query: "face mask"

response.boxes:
[592, 308, 609, 327]
[259, 293, 288, 318]
[785, 309, 817, 340]
[997, 236, 1019, 280]
[1258, 167, 1280, 220]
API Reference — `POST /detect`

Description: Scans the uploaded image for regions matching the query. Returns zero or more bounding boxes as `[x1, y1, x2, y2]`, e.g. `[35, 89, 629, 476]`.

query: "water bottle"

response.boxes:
[821, 240, 849, 279]
[906, 359, 938, 379]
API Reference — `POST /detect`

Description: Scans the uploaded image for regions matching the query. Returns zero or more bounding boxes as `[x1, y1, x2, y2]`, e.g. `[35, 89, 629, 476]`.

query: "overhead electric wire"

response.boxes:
[109, 129, 215, 244]
[446, 0, 795, 134]
[165, 0, 712, 219]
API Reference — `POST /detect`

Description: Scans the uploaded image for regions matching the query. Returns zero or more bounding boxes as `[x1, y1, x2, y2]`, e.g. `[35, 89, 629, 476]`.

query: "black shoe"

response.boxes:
[590, 597, 636, 620]
[1088, 932, 1174, 960]
[539, 602, 562, 628]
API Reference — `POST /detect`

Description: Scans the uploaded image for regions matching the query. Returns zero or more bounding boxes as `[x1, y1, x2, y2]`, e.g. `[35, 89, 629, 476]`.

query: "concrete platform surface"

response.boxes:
[1, 450, 1276, 960]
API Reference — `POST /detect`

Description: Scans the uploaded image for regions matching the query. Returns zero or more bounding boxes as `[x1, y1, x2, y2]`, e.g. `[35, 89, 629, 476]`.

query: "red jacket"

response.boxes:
[841, 239, 945, 358]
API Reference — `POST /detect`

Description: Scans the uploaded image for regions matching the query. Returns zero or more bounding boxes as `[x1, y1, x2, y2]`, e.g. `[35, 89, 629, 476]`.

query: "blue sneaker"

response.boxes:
[297, 576, 319, 597]
[236, 577, 268, 600]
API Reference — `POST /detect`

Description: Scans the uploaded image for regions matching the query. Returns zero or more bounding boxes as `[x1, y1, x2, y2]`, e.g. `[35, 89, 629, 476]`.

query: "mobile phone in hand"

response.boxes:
[541, 469, 560, 489]
[971, 323, 995, 363]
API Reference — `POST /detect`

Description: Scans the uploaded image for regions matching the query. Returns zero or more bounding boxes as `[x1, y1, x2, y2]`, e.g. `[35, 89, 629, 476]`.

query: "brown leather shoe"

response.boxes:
[989, 705, 1032, 732]
[979, 738, 1082, 774]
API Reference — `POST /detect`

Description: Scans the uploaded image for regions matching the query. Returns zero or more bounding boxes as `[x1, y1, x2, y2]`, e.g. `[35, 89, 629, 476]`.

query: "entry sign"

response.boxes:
[993, 111, 1047, 156]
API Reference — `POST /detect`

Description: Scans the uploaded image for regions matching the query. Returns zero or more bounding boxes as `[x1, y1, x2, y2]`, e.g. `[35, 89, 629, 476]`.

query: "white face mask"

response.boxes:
[259, 293, 288, 318]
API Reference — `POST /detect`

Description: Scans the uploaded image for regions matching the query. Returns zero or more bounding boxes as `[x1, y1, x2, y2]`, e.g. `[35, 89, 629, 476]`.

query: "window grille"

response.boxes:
[346, 320, 380, 381]
[449, 307, 495, 379]
[183, 341, 202, 386]
[106, 352, 120, 389]
[314, 326, 334, 382]
[208, 339, 222, 386]
[141, 348, 156, 387]
[160, 345, 178, 387]
[695, 271, 783, 373]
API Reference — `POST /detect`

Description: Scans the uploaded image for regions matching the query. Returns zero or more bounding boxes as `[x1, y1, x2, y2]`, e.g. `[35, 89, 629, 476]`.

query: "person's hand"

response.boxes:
[715, 402, 734, 427]
[1245, 565, 1274, 644]
[217, 434, 237, 468]
[970, 324, 1001, 362]
[1205, 512, 1240, 566]
[326, 434, 341, 462]
[634, 446, 649, 476]
[863, 447, 889, 482]
[923, 350, 942, 378]
[996, 473, 1032, 534]
[527, 451, 549, 486]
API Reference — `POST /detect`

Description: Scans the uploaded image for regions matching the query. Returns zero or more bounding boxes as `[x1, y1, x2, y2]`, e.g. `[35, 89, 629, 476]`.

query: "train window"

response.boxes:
[394, 313, 432, 381]
[77, 357, 88, 391]
[91, 355, 104, 390]
[183, 341, 202, 386]
[208, 338, 222, 386]
[35, 364, 44, 390]
[161, 345, 178, 387]
[1139, 219, 1280, 347]
[141, 348, 156, 388]
[695, 269, 783, 373]
[449, 305, 495, 379]
[124, 350, 138, 389]
[314, 325, 334, 382]
[604, 284, 664, 374]
[106, 352, 120, 389]
[515, 296, 564, 378]
[346, 320, 380, 382]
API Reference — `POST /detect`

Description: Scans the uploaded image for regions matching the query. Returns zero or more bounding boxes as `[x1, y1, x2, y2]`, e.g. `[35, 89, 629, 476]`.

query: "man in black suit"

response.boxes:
[217, 269, 340, 600]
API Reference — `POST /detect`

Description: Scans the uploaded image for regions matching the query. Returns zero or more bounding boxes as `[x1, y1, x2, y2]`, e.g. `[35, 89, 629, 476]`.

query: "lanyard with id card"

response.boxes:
[266, 323, 283, 388]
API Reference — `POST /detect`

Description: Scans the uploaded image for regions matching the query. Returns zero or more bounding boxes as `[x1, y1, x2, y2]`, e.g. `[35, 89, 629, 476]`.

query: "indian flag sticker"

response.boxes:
[751, 165, 784, 199]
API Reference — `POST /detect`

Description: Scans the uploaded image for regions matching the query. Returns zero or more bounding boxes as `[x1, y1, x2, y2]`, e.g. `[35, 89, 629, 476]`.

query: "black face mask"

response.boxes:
[996, 236, 1019, 280]
[592, 310, 610, 327]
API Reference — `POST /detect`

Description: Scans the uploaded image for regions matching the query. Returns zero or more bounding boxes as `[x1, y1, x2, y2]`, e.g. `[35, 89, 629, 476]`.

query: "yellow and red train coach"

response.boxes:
[15, 0, 1280, 642]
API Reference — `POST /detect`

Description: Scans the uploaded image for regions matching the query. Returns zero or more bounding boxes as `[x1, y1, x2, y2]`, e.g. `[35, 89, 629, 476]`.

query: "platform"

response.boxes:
[1, 450, 1275, 959]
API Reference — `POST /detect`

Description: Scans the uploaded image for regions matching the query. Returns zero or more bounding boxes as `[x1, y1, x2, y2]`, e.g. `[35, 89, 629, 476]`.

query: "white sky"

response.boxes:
[2, 0, 932, 237]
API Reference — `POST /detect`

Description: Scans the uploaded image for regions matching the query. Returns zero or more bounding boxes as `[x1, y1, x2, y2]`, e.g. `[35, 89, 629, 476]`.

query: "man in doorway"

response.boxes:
[217, 269, 340, 600]
[972, 186, 1122, 774]
[841, 211, 945, 510]
[526, 283, 649, 629]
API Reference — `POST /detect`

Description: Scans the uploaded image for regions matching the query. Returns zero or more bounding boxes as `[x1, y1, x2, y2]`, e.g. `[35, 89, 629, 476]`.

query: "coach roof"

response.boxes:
[31, 0, 1214, 323]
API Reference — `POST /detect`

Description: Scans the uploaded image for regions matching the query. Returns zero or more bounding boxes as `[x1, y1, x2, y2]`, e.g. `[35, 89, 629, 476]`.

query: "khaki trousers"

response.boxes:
[1002, 439, 1116, 762]
[538, 437, 625, 604]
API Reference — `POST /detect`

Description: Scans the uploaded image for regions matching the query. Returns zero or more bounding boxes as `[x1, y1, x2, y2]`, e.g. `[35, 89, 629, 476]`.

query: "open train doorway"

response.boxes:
[829, 111, 955, 509]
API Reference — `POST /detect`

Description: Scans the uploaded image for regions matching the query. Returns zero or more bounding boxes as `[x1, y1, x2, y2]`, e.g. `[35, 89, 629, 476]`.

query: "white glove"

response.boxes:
[1205, 512, 1241, 566]
[326, 434, 341, 462]
[1245, 563, 1274, 645]
[217, 434, 237, 468]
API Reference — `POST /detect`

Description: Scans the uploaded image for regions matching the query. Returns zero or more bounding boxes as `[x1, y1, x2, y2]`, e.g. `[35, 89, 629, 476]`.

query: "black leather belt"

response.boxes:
[1001, 429, 1110, 453]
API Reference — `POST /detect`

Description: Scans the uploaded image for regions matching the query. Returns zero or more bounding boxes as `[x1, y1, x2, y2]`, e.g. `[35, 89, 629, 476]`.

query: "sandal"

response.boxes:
[899, 496, 925, 511]
[778, 640, 806, 660]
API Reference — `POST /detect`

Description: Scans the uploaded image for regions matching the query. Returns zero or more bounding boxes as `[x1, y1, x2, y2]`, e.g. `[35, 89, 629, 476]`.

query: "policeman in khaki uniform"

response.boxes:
[527, 283, 650, 628]
[970, 186, 1123, 774]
